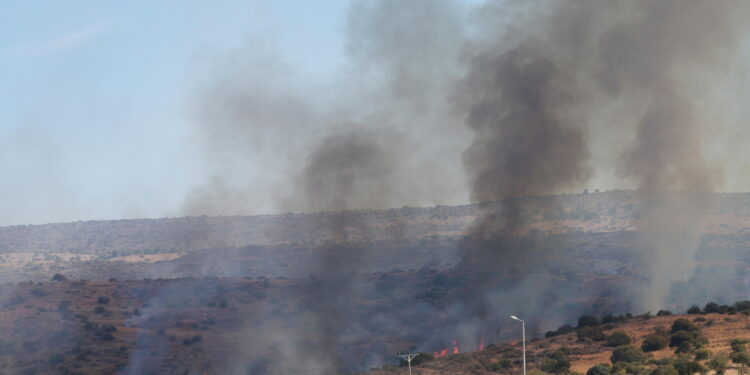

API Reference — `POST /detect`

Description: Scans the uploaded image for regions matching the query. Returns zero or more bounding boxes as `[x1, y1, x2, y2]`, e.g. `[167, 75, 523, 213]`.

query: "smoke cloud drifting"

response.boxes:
[177, 0, 750, 371]
[451, 0, 750, 314]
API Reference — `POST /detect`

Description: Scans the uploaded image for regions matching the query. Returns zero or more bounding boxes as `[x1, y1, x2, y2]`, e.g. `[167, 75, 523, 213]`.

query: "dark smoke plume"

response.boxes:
[302, 129, 393, 372]
[452, 0, 750, 335]
[595, 0, 747, 311]
[178, 0, 750, 371]
[460, 46, 591, 204]
[298, 128, 401, 214]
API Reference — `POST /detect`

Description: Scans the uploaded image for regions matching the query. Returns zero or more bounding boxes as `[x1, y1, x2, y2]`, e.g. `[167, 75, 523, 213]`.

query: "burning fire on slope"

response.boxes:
[432, 338, 485, 358]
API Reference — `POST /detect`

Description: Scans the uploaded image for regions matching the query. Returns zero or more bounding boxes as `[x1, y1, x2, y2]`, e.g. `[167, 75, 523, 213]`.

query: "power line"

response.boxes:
[398, 352, 420, 375]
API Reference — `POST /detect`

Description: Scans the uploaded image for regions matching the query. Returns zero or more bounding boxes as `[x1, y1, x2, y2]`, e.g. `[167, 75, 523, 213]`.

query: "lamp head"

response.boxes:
[510, 315, 522, 321]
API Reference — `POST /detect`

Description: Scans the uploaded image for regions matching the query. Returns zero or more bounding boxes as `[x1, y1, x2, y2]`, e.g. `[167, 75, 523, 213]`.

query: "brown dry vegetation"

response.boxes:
[366, 313, 750, 375]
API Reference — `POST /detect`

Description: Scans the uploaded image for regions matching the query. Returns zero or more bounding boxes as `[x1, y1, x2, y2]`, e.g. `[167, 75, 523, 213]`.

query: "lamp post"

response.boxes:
[510, 315, 526, 375]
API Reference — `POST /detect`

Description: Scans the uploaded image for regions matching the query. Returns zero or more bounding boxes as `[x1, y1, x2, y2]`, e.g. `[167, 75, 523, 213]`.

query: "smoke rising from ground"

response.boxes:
[451, 0, 750, 316]
[177, 0, 750, 372]
[3, 1, 750, 374]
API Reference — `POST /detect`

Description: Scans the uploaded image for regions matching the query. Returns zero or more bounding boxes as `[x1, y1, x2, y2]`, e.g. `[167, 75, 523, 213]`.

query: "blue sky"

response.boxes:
[0, 0, 353, 225]
[2, 1, 748, 226]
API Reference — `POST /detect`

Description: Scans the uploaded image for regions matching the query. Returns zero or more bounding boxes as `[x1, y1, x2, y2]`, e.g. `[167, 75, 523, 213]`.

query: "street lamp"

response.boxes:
[510, 315, 526, 375]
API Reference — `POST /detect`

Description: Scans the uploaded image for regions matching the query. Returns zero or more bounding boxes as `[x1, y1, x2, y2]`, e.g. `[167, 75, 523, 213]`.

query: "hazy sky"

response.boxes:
[0, 0, 354, 225]
[2, 0, 749, 226]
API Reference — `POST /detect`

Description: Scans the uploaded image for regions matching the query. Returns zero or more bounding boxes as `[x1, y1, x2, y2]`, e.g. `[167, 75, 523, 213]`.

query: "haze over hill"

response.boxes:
[5, 0, 750, 374]
[0, 190, 749, 282]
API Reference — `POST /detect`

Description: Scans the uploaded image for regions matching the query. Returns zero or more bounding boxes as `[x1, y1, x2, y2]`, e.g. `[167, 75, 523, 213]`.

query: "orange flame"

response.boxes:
[478, 338, 485, 351]
[452, 339, 460, 354]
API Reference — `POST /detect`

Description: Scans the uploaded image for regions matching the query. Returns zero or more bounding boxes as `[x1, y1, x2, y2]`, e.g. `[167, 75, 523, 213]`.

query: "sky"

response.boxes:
[1, 0, 750, 226]
[0, 0, 353, 225]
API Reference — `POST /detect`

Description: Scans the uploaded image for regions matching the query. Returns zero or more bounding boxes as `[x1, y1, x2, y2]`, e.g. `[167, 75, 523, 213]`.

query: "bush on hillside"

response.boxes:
[686, 305, 702, 314]
[704, 302, 724, 314]
[708, 354, 729, 375]
[578, 315, 600, 328]
[673, 358, 705, 375]
[730, 351, 750, 367]
[731, 339, 749, 352]
[546, 324, 575, 338]
[669, 330, 707, 350]
[586, 364, 611, 375]
[611, 345, 647, 364]
[606, 331, 632, 347]
[651, 365, 678, 375]
[541, 348, 571, 375]
[670, 318, 698, 333]
[641, 334, 669, 352]
[694, 349, 710, 361]
[578, 326, 606, 341]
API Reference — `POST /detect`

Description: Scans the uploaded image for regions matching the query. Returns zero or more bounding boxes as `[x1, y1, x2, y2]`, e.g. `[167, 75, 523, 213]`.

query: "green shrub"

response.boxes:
[578, 326, 606, 341]
[651, 365, 678, 375]
[670, 330, 707, 349]
[607, 331, 631, 347]
[586, 364, 611, 375]
[671, 319, 698, 333]
[578, 315, 601, 327]
[694, 349, 710, 361]
[687, 305, 702, 314]
[612, 362, 649, 375]
[731, 339, 749, 352]
[675, 341, 693, 354]
[709, 354, 729, 375]
[611, 345, 647, 364]
[546, 324, 576, 338]
[94, 306, 106, 314]
[673, 358, 705, 375]
[541, 348, 571, 374]
[670, 331, 693, 348]
[487, 359, 512, 372]
[704, 302, 723, 314]
[731, 351, 750, 367]
[641, 334, 669, 352]
[97, 296, 110, 304]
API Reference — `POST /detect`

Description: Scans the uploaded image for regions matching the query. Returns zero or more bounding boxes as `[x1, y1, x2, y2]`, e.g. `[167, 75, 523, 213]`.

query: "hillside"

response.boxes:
[2, 191, 750, 283]
[1, 191, 750, 373]
[3, 276, 750, 375]
[0, 271, 629, 375]
[365, 308, 750, 375]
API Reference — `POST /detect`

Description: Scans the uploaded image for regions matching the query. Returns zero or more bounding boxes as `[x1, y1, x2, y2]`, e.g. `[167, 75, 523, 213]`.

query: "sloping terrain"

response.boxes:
[0, 271, 631, 375]
[366, 309, 750, 375]
[2, 191, 750, 283]
[3, 276, 750, 375]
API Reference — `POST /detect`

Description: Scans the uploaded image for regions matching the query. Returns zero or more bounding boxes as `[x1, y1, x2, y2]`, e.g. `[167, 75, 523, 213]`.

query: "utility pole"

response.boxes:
[398, 352, 420, 375]
[511, 315, 526, 375]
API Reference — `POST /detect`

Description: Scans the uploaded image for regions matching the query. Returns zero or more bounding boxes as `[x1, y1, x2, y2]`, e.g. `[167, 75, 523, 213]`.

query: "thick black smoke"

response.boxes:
[179, 0, 750, 371]
[451, 0, 750, 337]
